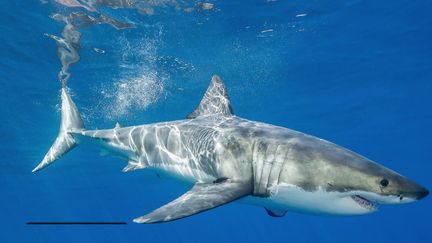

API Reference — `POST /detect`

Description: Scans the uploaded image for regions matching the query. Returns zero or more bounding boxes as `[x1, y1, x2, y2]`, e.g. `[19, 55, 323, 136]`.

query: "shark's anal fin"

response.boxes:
[265, 207, 287, 217]
[122, 160, 146, 172]
[187, 75, 233, 119]
[133, 179, 252, 223]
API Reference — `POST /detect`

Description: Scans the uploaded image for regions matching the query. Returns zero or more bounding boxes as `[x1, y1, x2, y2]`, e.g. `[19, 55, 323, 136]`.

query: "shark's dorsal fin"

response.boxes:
[133, 179, 252, 223]
[115, 122, 122, 129]
[187, 75, 233, 119]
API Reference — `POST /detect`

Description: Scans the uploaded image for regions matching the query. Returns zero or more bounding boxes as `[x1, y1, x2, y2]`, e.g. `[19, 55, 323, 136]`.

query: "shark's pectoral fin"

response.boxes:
[133, 179, 252, 223]
[187, 75, 233, 119]
[265, 207, 287, 217]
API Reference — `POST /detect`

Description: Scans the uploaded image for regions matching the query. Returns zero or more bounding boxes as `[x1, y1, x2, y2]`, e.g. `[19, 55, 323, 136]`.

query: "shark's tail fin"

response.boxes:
[32, 88, 84, 172]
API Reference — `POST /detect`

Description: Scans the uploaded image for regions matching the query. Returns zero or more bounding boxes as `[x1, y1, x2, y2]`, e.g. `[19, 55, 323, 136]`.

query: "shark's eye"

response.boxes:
[380, 178, 389, 187]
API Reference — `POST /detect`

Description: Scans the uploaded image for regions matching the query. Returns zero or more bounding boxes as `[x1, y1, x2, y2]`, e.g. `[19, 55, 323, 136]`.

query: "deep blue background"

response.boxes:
[0, 0, 431, 242]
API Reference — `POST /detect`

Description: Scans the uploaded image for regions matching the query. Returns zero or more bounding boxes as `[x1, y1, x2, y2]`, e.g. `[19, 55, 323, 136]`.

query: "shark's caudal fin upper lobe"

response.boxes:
[32, 88, 84, 172]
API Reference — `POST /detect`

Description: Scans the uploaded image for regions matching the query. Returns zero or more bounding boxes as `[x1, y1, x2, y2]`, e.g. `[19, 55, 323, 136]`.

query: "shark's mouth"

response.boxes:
[351, 195, 377, 211]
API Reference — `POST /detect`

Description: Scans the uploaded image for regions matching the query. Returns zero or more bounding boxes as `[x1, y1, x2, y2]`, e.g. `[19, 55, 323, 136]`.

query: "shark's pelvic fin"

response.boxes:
[32, 88, 84, 172]
[265, 207, 287, 217]
[133, 179, 252, 223]
[187, 75, 234, 119]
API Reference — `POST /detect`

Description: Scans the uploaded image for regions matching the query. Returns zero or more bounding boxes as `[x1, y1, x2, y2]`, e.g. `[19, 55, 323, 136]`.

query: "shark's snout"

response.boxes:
[396, 180, 429, 203]
[414, 187, 429, 200]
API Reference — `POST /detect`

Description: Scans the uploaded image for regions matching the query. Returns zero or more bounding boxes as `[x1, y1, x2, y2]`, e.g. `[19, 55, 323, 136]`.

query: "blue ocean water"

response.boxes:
[0, 0, 431, 242]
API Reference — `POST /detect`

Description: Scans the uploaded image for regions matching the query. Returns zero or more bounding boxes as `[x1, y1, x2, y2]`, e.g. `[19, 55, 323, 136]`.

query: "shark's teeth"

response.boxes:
[351, 195, 377, 211]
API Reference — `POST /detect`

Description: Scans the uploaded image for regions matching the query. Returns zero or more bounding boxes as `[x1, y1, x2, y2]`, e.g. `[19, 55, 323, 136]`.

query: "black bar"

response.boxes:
[27, 222, 127, 225]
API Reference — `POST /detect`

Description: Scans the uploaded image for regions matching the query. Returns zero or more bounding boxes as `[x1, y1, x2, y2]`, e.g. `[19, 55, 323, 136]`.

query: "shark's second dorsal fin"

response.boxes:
[187, 75, 233, 119]
[115, 122, 122, 129]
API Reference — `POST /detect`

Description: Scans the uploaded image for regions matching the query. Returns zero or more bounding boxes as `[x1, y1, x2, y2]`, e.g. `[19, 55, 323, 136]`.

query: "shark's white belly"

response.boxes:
[241, 183, 375, 216]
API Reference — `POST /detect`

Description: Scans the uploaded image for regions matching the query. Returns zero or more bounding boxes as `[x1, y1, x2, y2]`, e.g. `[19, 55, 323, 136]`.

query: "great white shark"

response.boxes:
[33, 75, 429, 223]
